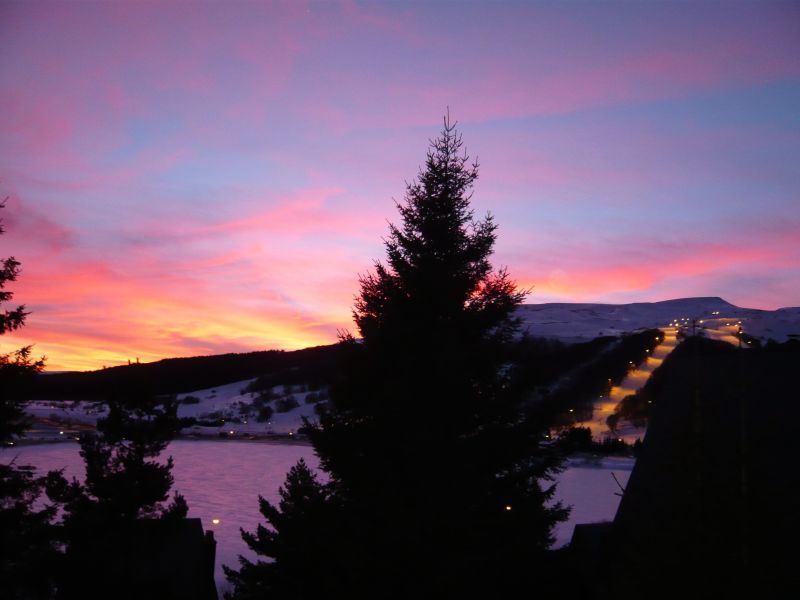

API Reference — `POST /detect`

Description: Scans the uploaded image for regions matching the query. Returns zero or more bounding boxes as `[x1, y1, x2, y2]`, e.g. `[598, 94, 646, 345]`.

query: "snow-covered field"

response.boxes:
[22, 380, 325, 443]
[0, 440, 630, 593]
[175, 379, 323, 437]
[0, 440, 317, 596]
[551, 455, 634, 547]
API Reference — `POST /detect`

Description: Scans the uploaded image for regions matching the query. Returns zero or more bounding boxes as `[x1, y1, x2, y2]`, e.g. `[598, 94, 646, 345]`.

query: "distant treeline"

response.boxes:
[507, 335, 617, 393]
[29, 344, 344, 400]
[540, 329, 664, 423]
[30, 331, 668, 404]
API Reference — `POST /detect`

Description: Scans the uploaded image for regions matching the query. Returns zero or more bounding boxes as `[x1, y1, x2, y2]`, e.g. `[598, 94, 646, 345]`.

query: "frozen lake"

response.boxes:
[2, 440, 631, 594]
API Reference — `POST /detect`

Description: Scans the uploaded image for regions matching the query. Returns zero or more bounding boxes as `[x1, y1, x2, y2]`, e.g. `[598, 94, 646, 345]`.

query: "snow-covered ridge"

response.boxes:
[517, 297, 800, 343]
[21, 297, 797, 444]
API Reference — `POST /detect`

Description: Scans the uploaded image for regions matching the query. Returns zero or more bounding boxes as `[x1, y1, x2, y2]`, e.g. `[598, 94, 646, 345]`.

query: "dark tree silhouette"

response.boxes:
[227, 115, 567, 598]
[0, 200, 46, 440]
[0, 200, 56, 600]
[47, 376, 192, 599]
[223, 459, 346, 599]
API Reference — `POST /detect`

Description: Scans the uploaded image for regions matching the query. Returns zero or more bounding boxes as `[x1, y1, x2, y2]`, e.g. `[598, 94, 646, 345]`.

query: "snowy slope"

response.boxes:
[22, 380, 326, 442]
[176, 379, 324, 437]
[517, 297, 800, 343]
[22, 297, 797, 443]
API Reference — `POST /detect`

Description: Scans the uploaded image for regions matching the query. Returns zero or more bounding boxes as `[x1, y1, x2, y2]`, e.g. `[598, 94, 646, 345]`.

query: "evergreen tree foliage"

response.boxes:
[47, 377, 191, 598]
[0, 200, 57, 599]
[228, 116, 567, 598]
[0, 200, 46, 440]
[223, 459, 346, 598]
[0, 461, 60, 600]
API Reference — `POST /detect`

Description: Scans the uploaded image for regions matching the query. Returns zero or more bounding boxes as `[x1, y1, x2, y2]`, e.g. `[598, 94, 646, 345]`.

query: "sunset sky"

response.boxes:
[1, 1, 799, 371]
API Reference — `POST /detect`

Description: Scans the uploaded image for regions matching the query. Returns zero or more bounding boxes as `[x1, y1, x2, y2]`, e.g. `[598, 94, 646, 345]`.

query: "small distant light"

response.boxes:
[229, 430, 234, 435]
[568, 409, 574, 413]
[505, 505, 512, 511]
[59, 431, 64, 435]
[618, 438, 623, 442]
[289, 432, 294, 436]
[211, 518, 220, 525]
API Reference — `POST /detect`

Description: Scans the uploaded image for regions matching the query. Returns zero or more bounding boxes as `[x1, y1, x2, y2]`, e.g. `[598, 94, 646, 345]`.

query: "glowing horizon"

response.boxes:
[1, 1, 798, 371]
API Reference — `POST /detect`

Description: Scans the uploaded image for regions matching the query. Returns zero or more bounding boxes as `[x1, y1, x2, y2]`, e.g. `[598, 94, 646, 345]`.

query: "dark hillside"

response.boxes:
[609, 337, 800, 595]
[29, 344, 343, 400]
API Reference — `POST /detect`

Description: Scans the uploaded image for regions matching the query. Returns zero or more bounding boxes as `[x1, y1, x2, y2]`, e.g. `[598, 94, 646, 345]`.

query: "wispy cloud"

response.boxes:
[1, 1, 797, 369]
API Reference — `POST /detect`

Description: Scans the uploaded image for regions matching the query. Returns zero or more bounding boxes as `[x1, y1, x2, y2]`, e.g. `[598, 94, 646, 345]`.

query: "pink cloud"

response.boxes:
[2, 2, 796, 370]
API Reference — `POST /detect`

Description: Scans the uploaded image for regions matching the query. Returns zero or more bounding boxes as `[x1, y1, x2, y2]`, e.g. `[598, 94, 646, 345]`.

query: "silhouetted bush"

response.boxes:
[256, 406, 273, 423]
[275, 397, 299, 413]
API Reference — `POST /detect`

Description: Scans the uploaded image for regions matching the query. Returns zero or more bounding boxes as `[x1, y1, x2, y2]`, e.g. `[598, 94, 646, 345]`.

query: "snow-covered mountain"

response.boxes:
[517, 297, 800, 343]
[21, 297, 798, 443]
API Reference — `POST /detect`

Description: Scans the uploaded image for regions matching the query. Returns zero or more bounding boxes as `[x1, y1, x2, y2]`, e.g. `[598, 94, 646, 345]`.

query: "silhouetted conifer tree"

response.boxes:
[0, 200, 57, 599]
[0, 200, 46, 440]
[228, 116, 567, 598]
[47, 377, 191, 599]
[223, 459, 348, 598]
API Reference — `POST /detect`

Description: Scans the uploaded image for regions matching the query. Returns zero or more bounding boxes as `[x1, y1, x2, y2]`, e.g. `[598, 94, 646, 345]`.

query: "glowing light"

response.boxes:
[505, 505, 512, 511]
[59, 431, 64, 435]
[211, 518, 220, 525]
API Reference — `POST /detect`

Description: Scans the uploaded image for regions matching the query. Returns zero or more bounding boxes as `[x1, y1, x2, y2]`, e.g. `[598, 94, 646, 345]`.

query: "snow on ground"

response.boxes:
[578, 327, 678, 443]
[518, 297, 800, 344]
[4, 441, 633, 592]
[177, 379, 324, 437]
[521, 297, 799, 441]
[22, 379, 327, 442]
[550, 455, 635, 548]
[23, 298, 796, 443]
